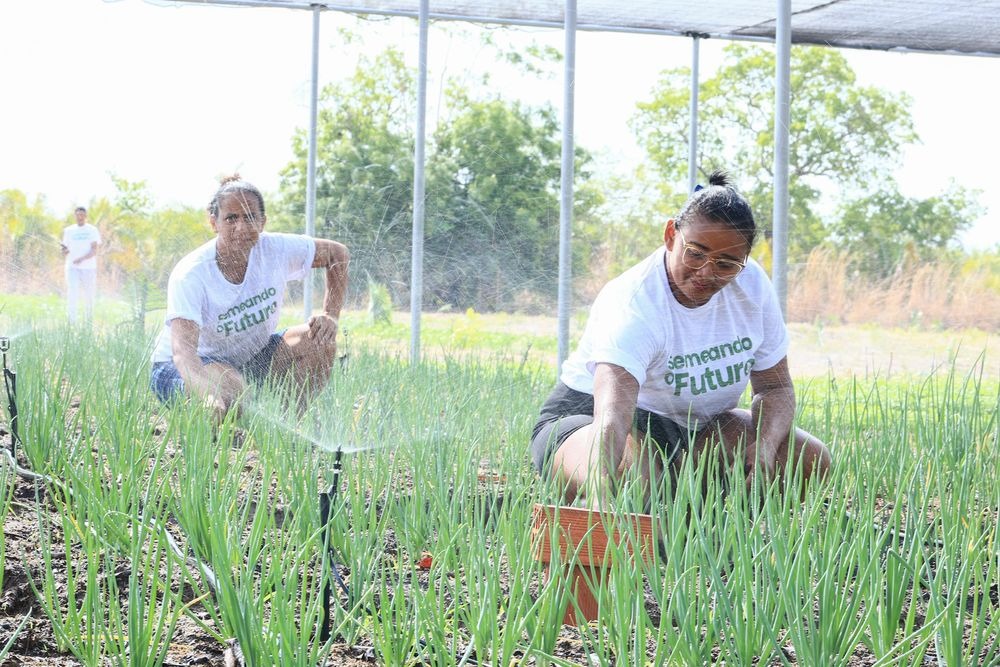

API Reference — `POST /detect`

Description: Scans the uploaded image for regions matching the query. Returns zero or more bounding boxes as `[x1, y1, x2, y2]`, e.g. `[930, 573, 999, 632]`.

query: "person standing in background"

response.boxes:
[61, 206, 101, 324]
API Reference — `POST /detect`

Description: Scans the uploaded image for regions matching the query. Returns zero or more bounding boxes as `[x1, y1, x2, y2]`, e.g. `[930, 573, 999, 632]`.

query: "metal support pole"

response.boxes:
[409, 0, 429, 363]
[687, 35, 700, 193]
[772, 0, 791, 318]
[304, 4, 321, 320]
[556, 0, 577, 374]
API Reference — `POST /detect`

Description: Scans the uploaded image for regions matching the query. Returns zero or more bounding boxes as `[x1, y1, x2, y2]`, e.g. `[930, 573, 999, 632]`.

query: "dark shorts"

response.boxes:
[529, 382, 692, 474]
[149, 332, 285, 404]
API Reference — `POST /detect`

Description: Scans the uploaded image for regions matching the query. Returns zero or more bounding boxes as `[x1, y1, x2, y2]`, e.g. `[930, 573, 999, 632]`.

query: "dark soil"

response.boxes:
[0, 421, 993, 666]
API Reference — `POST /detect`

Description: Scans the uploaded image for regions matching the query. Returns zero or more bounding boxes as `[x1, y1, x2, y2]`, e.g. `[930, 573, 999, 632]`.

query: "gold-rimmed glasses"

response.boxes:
[677, 231, 746, 278]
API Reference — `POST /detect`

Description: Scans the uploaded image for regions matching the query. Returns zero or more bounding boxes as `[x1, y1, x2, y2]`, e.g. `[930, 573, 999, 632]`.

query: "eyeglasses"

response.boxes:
[677, 231, 746, 278]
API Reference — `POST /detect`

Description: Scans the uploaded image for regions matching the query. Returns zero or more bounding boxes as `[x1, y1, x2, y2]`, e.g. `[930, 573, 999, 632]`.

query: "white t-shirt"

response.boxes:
[62, 223, 101, 270]
[151, 233, 316, 366]
[560, 246, 789, 429]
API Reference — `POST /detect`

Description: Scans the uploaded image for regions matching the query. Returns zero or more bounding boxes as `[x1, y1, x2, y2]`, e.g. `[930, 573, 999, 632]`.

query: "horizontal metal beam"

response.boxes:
[145, 0, 1000, 58]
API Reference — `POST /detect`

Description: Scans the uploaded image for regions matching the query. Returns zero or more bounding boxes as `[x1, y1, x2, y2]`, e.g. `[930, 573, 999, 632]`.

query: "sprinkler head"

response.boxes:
[0, 337, 8, 353]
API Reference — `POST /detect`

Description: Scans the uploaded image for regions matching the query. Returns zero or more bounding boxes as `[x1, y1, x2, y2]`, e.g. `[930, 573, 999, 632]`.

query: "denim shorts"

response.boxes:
[529, 382, 690, 474]
[149, 332, 284, 404]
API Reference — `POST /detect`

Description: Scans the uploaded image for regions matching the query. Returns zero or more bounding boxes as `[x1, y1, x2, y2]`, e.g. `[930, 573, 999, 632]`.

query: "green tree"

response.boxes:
[831, 184, 983, 278]
[274, 49, 414, 302]
[0, 189, 62, 293]
[577, 165, 673, 288]
[112, 177, 208, 281]
[97, 177, 209, 309]
[276, 46, 603, 311]
[633, 44, 917, 259]
[425, 91, 599, 309]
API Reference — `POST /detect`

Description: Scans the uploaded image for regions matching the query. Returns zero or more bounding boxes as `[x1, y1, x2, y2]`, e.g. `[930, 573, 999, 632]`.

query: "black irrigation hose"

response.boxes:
[1, 446, 47, 484]
[320, 446, 353, 644]
[0, 337, 373, 661]
[0, 442, 222, 590]
[2, 338, 20, 461]
[0, 436, 231, 659]
[0, 349, 227, 651]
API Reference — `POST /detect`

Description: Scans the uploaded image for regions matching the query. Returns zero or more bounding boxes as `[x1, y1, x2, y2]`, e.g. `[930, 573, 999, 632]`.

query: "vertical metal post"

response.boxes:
[409, 0, 429, 363]
[556, 0, 577, 374]
[687, 35, 700, 193]
[304, 4, 321, 320]
[772, 0, 791, 318]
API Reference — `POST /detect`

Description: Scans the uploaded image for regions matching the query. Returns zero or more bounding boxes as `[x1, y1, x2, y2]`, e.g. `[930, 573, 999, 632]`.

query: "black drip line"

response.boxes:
[1, 336, 20, 461]
[0, 333, 377, 660]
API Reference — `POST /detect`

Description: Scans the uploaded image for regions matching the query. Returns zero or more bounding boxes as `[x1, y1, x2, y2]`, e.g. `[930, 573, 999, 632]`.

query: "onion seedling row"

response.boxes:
[0, 324, 996, 665]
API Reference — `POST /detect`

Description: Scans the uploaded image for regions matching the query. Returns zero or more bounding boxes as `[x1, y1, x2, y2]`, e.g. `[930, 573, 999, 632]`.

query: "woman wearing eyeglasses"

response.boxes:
[149, 175, 349, 421]
[531, 169, 830, 504]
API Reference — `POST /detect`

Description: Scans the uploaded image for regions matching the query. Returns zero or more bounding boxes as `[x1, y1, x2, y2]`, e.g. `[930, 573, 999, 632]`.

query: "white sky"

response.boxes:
[1, 0, 997, 250]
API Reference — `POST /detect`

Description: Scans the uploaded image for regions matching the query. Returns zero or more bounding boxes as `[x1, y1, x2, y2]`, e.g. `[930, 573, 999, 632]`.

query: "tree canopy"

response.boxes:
[276, 49, 416, 304]
[275, 47, 602, 311]
[0, 181, 208, 304]
[633, 44, 928, 262]
[6, 39, 991, 315]
[831, 184, 982, 278]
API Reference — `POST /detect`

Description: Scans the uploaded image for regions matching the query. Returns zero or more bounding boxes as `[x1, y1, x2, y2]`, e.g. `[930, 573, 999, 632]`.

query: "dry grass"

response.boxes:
[4, 243, 999, 333]
[788, 248, 1000, 331]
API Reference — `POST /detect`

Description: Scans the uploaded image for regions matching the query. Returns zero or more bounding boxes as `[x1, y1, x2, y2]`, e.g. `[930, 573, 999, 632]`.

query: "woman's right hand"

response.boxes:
[203, 392, 230, 417]
[592, 363, 640, 482]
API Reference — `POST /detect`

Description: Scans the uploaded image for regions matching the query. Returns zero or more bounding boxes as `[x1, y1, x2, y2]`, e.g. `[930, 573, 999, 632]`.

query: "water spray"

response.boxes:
[243, 393, 389, 456]
[242, 399, 372, 643]
[243, 396, 465, 646]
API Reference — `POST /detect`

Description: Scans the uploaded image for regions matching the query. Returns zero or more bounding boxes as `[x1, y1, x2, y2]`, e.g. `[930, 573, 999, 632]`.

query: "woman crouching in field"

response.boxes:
[531, 170, 831, 505]
[149, 176, 349, 420]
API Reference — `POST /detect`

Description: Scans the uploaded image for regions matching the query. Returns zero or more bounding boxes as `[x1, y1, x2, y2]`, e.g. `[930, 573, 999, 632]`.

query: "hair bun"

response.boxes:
[707, 169, 731, 188]
[219, 174, 243, 186]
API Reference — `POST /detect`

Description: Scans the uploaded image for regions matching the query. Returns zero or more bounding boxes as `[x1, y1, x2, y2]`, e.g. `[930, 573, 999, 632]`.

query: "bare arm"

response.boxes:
[591, 363, 640, 482]
[747, 356, 796, 484]
[79, 241, 98, 262]
[304, 239, 349, 344]
[314, 239, 349, 319]
[70, 241, 99, 264]
[170, 318, 245, 414]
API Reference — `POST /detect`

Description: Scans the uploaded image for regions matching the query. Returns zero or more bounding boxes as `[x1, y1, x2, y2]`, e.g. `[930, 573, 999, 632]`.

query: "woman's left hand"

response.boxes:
[744, 439, 778, 490]
[307, 313, 339, 345]
[747, 357, 796, 491]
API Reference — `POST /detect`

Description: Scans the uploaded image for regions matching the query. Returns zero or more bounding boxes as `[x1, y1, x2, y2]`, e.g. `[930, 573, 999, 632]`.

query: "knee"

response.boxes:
[809, 442, 833, 482]
[295, 339, 336, 378]
[787, 434, 832, 487]
[312, 340, 337, 372]
[700, 412, 754, 465]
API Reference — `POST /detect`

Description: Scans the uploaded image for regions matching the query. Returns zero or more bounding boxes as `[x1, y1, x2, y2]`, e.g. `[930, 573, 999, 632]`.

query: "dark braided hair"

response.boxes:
[208, 175, 266, 218]
[674, 169, 757, 250]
